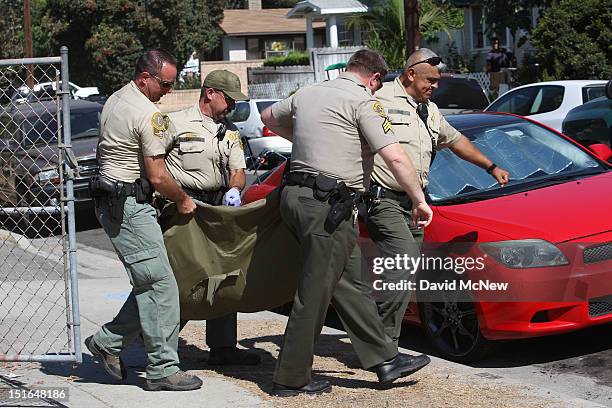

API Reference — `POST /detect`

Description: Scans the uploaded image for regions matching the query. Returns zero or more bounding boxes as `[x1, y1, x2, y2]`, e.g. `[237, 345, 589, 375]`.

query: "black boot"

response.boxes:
[272, 380, 332, 397]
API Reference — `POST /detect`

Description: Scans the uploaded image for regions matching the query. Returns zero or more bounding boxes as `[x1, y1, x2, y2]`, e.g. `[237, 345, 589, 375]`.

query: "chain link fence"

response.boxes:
[0, 48, 82, 363]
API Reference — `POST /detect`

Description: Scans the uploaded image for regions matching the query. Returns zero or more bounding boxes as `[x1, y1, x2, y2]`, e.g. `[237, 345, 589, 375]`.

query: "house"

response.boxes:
[217, 6, 326, 61]
[426, 1, 540, 70]
[214, 0, 369, 62]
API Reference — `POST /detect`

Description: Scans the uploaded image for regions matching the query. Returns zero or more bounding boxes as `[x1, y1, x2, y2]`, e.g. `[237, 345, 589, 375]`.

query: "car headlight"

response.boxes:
[480, 239, 568, 268]
[35, 168, 60, 184]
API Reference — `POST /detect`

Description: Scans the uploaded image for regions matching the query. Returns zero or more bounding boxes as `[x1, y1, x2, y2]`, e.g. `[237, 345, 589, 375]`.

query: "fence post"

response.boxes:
[60, 46, 82, 363]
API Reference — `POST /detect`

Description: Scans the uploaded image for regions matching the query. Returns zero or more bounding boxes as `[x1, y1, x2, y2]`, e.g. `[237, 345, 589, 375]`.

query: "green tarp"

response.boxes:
[159, 189, 300, 320]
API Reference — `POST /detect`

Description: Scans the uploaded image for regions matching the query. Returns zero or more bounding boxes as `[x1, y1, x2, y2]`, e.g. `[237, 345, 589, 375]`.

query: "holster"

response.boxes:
[134, 177, 153, 204]
[88, 175, 116, 198]
[324, 181, 355, 233]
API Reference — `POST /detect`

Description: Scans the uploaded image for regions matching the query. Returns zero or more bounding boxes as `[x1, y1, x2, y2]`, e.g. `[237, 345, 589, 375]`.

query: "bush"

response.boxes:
[263, 51, 310, 67]
[531, 0, 612, 80]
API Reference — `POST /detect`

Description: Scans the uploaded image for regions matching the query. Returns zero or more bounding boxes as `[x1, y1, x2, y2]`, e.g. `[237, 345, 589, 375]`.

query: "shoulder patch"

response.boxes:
[372, 101, 386, 117]
[152, 112, 170, 132]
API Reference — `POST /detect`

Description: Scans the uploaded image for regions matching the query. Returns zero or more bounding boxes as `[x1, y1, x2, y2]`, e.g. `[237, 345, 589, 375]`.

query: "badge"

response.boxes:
[382, 118, 393, 134]
[372, 101, 386, 117]
[151, 112, 170, 138]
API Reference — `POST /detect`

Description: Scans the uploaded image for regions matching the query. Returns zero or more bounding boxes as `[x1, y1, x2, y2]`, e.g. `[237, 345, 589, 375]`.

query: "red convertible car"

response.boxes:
[243, 113, 612, 362]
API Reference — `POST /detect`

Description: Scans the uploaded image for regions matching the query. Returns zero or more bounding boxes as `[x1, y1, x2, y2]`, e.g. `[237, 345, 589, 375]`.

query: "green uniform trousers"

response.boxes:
[93, 196, 180, 380]
[365, 197, 424, 345]
[274, 185, 397, 387]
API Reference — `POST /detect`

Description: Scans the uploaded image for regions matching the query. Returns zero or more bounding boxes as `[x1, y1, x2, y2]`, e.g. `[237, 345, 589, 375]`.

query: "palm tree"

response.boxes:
[347, 0, 463, 69]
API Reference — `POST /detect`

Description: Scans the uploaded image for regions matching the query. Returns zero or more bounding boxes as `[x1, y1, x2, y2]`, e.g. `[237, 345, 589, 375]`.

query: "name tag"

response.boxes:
[387, 109, 410, 116]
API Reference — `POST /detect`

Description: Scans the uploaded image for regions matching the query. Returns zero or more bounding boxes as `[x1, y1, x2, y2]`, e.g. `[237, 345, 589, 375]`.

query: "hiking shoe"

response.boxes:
[146, 370, 203, 391]
[85, 335, 127, 381]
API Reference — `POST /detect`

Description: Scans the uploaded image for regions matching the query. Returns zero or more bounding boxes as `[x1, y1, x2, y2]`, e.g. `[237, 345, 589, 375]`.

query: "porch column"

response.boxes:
[327, 15, 338, 48]
[306, 14, 314, 50]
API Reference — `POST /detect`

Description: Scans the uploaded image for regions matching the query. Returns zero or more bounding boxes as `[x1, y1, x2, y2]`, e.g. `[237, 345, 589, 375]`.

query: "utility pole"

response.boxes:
[24, 0, 34, 88]
[404, 0, 420, 56]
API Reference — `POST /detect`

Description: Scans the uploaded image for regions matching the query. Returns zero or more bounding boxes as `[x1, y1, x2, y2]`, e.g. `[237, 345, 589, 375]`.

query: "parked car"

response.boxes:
[485, 80, 608, 132]
[0, 99, 101, 233]
[243, 112, 612, 362]
[227, 98, 279, 139]
[11, 81, 100, 105]
[384, 72, 490, 115]
[562, 80, 612, 148]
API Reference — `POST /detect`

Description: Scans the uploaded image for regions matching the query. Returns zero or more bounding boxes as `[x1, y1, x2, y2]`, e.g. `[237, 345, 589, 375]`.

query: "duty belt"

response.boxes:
[90, 175, 138, 197]
[370, 181, 407, 202]
[182, 187, 224, 205]
[285, 171, 318, 189]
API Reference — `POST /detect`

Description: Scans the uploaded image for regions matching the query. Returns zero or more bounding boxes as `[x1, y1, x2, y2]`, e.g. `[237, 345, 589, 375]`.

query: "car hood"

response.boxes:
[22, 136, 98, 170]
[435, 171, 612, 243]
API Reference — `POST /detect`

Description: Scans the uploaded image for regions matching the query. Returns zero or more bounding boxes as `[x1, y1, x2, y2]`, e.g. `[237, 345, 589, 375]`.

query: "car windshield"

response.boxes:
[21, 108, 101, 147]
[428, 121, 607, 203]
[256, 101, 276, 113]
[432, 79, 488, 110]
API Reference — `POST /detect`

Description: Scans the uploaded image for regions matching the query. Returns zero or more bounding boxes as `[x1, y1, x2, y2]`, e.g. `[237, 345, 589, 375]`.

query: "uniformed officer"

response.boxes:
[261, 49, 433, 397]
[368, 48, 510, 345]
[85, 49, 202, 391]
[165, 70, 260, 365]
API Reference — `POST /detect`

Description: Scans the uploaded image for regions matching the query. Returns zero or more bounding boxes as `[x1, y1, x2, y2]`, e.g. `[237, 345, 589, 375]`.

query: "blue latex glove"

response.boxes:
[222, 187, 242, 207]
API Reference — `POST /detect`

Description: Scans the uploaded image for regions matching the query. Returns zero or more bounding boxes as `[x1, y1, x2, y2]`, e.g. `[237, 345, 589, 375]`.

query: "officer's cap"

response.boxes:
[203, 70, 249, 101]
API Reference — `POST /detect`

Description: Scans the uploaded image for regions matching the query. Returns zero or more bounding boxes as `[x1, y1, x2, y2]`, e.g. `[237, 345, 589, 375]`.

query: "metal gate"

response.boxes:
[0, 47, 82, 363]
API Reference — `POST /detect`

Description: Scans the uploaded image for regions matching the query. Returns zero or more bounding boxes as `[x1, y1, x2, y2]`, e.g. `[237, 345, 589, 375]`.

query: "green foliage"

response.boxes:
[530, 0, 612, 80]
[0, 0, 52, 59]
[263, 51, 310, 67]
[45, 0, 224, 94]
[347, 0, 464, 70]
[441, 42, 479, 73]
[481, 0, 543, 52]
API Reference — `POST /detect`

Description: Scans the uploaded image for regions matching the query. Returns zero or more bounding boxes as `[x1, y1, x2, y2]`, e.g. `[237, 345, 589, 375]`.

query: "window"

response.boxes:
[264, 39, 291, 58]
[227, 102, 250, 123]
[256, 101, 276, 113]
[487, 86, 564, 116]
[487, 87, 538, 116]
[247, 38, 262, 60]
[582, 86, 606, 103]
[529, 86, 564, 114]
[337, 22, 354, 46]
[432, 78, 489, 110]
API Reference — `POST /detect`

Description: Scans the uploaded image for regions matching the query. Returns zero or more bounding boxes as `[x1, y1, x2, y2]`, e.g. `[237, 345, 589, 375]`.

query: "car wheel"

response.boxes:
[418, 273, 494, 363]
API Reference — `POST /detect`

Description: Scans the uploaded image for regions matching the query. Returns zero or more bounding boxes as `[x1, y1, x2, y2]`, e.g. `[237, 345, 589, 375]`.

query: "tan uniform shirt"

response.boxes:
[97, 81, 170, 182]
[271, 72, 397, 191]
[372, 76, 462, 190]
[165, 103, 246, 191]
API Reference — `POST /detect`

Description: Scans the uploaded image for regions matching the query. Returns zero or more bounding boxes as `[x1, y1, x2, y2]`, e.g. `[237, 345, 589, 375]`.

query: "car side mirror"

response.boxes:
[587, 143, 612, 162]
[606, 80, 612, 99]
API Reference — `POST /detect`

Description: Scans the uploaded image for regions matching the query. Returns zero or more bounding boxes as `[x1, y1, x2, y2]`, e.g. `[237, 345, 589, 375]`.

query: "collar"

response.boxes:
[187, 103, 219, 135]
[338, 72, 373, 95]
[393, 77, 428, 108]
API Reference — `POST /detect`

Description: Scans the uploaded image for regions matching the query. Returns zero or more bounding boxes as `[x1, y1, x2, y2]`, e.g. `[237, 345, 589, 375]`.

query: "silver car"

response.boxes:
[227, 98, 279, 139]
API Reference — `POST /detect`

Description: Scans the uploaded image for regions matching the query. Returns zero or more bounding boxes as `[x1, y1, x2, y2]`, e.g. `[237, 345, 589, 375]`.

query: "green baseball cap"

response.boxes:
[202, 69, 249, 101]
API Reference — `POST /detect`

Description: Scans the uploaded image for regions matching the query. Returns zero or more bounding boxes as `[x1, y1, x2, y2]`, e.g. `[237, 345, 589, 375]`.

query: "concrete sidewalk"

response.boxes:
[0, 232, 602, 408]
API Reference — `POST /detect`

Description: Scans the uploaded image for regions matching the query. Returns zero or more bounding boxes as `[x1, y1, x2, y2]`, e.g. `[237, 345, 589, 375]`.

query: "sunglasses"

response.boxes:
[215, 89, 234, 105]
[407, 56, 443, 69]
[150, 73, 174, 89]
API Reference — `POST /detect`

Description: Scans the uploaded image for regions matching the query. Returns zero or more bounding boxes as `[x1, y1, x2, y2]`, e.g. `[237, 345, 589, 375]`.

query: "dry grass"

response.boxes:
[178, 320, 559, 408]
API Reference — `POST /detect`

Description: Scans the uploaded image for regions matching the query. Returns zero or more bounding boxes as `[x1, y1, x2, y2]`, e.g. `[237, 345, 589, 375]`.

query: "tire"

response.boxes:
[418, 271, 495, 363]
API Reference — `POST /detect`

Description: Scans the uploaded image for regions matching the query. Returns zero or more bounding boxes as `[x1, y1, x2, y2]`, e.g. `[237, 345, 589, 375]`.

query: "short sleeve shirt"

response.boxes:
[165, 104, 246, 191]
[97, 81, 170, 182]
[271, 72, 398, 191]
[371, 76, 461, 190]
